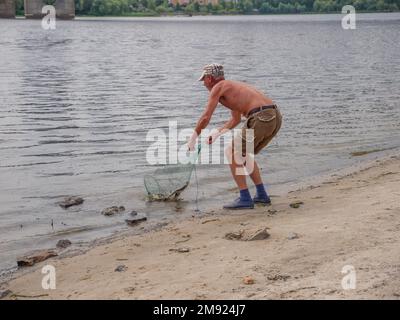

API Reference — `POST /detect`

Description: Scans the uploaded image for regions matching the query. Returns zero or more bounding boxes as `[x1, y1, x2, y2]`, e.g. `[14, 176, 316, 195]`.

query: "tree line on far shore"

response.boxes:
[15, 0, 400, 16]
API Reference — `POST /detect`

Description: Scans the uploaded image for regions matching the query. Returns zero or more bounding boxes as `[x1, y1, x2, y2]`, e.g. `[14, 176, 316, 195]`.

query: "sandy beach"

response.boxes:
[1, 153, 400, 300]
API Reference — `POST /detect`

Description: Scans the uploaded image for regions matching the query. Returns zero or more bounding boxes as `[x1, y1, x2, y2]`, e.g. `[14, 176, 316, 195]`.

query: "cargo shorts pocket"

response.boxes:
[255, 110, 276, 122]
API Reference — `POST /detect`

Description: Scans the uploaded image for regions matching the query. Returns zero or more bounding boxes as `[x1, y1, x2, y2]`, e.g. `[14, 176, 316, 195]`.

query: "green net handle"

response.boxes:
[188, 143, 202, 164]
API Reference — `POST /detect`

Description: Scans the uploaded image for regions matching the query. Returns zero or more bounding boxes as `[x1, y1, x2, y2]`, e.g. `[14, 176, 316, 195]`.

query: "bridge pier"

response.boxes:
[0, 0, 15, 18]
[24, 0, 75, 19]
[0, 0, 74, 19]
[55, 0, 75, 19]
[24, 0, 44, 18]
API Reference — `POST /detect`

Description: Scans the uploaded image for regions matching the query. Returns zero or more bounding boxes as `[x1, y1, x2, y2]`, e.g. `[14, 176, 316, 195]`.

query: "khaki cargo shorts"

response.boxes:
[233, 105, 282, 156]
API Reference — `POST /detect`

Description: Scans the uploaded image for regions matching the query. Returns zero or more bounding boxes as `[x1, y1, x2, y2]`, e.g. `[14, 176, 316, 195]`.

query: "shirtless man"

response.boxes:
[188, 63, 282, 209]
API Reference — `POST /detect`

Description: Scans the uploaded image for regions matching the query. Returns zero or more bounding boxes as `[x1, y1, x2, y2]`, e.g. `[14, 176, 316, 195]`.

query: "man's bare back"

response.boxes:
[214, 80, 274, 117]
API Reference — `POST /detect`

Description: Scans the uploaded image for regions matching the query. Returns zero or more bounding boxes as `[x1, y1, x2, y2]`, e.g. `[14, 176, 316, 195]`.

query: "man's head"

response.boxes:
[198, 63, 225, 90]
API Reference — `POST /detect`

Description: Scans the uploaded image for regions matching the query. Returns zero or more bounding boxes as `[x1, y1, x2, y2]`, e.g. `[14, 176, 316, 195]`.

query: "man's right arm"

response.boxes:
[188, 83, 224, 150]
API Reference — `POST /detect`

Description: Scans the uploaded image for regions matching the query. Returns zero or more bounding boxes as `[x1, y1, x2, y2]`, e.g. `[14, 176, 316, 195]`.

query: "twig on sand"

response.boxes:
[201, 218, 220, 224]
[175, 237, 191, 245]
[11, 293, 49, 299]
[282, 286, 317, 295]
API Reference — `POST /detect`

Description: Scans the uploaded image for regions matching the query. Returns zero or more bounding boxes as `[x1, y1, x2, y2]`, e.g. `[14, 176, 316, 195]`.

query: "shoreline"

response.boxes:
[12, 11, 400, 19]
[1, 150, 399, 299]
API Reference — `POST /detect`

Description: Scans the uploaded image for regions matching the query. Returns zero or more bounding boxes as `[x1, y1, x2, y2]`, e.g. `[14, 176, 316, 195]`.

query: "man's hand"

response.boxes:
[187, 137, 197, 151]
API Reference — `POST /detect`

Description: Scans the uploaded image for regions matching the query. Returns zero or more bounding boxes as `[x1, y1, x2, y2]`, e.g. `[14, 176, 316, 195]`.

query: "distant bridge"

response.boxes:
[0, 0, 75, 19]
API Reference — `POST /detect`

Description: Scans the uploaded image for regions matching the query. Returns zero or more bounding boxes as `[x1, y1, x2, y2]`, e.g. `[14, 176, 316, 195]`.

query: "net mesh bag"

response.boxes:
[144, 146, 201, 201]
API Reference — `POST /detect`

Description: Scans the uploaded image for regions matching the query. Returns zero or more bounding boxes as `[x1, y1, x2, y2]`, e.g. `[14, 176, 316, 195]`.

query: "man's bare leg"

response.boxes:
[248, 157, 271, 205]
[227, 153, 248, 190]
[223, 145, 254, 209]
[249, 158, 263, 185]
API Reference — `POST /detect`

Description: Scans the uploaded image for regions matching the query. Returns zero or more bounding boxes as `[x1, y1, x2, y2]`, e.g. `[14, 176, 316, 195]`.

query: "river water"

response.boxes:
[0, 13, 399, 273]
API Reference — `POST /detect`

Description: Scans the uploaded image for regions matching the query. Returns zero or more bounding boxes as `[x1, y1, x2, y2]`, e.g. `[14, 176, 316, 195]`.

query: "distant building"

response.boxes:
[196, 0, 220, 5]
[169, 0, 190, 5]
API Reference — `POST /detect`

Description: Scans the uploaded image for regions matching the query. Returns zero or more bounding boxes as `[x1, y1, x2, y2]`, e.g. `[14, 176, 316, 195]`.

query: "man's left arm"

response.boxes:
[208, 110, 241, 144]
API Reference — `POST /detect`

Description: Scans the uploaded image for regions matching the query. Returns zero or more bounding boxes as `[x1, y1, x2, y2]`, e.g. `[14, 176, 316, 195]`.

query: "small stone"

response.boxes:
[130, 210, 138, 216]
[243, 276, 255, 285]
[225, 227, 270, 241]
[290, 201, 304, 208]
[124, 287, 135, 293]
[287, 232, 299, 240]
[267, 209, 277, 215]
[125, 215, 147, 226]
[56, 239, 72, 249]
[17, 250, 58, 267]
[224, 231, 243, 240]
[267, 274, 291, 281]
[114, 265, 127, 272]
[242, 228, 270, 241]
[102, 206, 125, 216]
[59, 196, 84, 209]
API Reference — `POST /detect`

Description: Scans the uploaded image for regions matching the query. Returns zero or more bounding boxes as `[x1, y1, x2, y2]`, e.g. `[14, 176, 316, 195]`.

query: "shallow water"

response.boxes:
[0, 13, 399, 273]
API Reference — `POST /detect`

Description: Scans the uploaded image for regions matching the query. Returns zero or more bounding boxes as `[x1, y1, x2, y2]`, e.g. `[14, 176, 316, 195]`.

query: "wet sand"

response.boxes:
[1, 154, 400, 299]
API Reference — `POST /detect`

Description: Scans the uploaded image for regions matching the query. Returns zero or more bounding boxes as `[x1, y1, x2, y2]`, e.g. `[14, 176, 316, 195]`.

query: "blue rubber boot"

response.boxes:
[253, 184, 271, 205]
[223, 189, 254, 210]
